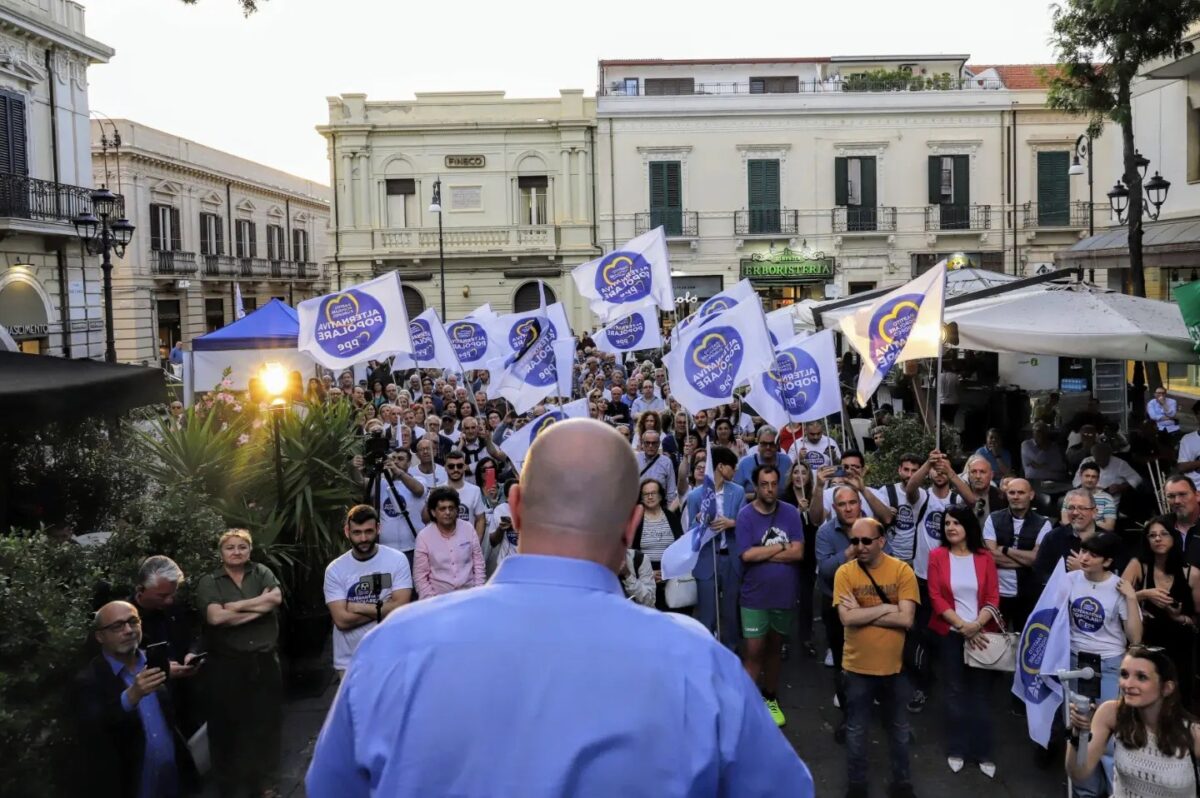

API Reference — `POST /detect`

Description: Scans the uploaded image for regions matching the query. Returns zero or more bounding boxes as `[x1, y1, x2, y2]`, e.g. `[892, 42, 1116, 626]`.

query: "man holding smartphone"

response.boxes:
[324, 505, 413, 674]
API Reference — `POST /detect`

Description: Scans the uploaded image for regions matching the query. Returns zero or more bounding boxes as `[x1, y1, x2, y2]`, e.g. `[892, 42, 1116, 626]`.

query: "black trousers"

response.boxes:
[206, 649, 283, 797]
[822, 602, 846, 708]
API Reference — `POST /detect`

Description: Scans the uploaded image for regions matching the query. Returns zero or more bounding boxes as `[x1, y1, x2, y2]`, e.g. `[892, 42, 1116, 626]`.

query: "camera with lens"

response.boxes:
[363, 429, 391, 472]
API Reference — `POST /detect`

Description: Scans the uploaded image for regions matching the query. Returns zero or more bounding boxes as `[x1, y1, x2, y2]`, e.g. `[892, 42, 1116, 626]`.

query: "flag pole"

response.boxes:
[710, 533, 721, 643]
[934, 273, 946, 453]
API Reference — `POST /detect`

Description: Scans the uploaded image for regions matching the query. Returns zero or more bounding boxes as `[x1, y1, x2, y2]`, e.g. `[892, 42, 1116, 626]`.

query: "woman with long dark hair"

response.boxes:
[1121, 516, 1200, 707]
[630, 477, 683, 610]
[713, 417, 748, 458]
[1068, 645, 1200, 797]
[927, 503, 1001, 778]
[779, 460, 817, 658]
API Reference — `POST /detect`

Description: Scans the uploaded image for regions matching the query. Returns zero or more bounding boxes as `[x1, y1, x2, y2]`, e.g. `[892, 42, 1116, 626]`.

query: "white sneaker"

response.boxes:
[833, 692, 841, 709]
[824, 649, 834, 667]
[947, 757, 964, 773]
[979, 761, 996, 779]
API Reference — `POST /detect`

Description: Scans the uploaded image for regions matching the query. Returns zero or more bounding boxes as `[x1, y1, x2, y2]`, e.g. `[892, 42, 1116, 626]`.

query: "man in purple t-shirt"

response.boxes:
[735, 463, 806, 727]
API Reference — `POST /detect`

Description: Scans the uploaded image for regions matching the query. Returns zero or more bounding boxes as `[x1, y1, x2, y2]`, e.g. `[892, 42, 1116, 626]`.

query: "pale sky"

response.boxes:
[84, 0, 1060, 186]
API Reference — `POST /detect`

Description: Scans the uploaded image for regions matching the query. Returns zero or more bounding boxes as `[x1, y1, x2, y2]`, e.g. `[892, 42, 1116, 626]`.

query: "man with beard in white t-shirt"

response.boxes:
[787, 420, 842, 474]
[375, 449, 426, 570]
[422, 450, 488, 543]
[324, 505, 413, 674]
[875, 454, 928, 565]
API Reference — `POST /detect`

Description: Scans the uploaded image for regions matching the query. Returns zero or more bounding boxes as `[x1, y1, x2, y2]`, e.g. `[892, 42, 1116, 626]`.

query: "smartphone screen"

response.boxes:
[484, 469, 497, 495]
[1075, 652, 1102, 700]
[145, 641, 171, 680]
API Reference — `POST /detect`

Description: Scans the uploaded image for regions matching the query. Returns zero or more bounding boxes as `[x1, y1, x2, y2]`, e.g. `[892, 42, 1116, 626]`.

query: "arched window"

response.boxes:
[513, 281, 556, 313]
[402, 285, 426, 319]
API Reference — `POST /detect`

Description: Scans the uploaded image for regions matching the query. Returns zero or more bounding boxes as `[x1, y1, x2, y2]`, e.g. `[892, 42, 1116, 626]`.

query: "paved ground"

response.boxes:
[257, 620, 1067, 798]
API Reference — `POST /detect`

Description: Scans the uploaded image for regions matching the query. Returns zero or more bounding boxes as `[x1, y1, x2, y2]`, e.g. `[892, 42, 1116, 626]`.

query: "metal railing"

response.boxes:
[237, 257, 269, 278]
[152, 250, 196, 276]
[1019, 201, 1094, 230]
[270, 260, 298, 279]
[734, 209, 799, 236]
[0, 171, 125, 223]
[924, 204, 992, 231]
[295, 262, 319, 281]
[831, 206, 897, 233]
[601, 77, 1005, 96]
[635, 210, 699, 237]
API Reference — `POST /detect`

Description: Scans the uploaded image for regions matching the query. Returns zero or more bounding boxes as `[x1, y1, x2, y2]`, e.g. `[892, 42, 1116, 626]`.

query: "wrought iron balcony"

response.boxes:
[734, 209, 799, 236]
[0, 171, 125, 225]
[635, 210, 699, 238]
[924, 204, 992, 232]
[151, 250, 196, 276]
[832, 206, 897, 233]
[1019, 201, 1094, 230]
[237, 257, 269, 278]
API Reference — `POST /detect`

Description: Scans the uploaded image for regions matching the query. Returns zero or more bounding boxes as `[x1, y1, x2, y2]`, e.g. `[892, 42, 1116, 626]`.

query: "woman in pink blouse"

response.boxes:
[414, 486, 486, 598]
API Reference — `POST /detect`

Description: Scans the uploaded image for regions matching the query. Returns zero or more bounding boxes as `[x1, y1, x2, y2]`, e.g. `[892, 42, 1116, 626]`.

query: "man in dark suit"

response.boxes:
[76, 600, 192, 798]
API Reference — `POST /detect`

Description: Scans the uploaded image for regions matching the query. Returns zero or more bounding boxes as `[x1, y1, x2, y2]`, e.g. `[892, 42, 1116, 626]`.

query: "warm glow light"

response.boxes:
[261, 362, 288, 400]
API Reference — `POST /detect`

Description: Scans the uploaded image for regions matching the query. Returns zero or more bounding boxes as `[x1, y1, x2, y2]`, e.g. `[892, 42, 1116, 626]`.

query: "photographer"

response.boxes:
[324, 505, 413, 675]
[374, 449, 426, 569]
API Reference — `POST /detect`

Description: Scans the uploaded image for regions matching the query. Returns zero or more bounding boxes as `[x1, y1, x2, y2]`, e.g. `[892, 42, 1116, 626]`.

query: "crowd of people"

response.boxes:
[79, 340, 1200, 798]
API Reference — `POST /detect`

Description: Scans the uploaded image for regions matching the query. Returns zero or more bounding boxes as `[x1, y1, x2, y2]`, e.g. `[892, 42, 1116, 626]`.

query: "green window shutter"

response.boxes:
[859, 157, 877, 208]
[249, 222, 258, 257]
[928, 157, 942, 205]
[199, 214, 209, 255]
[952, 155, 969, 207]
[149, 204, 162, 251]
[748, 159, 779, 233]
[216, 220, 224, 256]
[649, 161, 681, 235]
[835, 157, 849, 206]
[1037, 151, 1070, 225]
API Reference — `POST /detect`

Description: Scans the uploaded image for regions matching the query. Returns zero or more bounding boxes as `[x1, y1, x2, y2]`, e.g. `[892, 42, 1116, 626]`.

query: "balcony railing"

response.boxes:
[295, 262, 319, 281]
[269, 259, 297, 279]
[635, 210, 699, 238]
[0, 171, 125, 224]
[734, 209, 799, 236]
[152, 250, 196, 276]
[924, 204, 992, 231]
[237, 257, 270, 278]
[832, 206, 897, 233]
[601, 77, 1004, 96]
[1019, 201, 1094, 230]
[373, 225, 558, 254]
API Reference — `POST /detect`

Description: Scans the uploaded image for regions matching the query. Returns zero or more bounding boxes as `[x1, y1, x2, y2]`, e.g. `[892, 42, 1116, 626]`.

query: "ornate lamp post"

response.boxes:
[73, 188, 134, 362]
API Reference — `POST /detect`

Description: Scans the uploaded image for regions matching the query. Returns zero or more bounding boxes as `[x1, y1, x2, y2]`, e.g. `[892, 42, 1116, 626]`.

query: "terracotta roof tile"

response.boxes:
[966, 64, 1062, 90]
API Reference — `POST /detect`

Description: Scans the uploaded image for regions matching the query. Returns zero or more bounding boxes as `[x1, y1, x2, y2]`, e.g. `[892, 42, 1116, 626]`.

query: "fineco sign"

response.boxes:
[445, 155, 486, 169]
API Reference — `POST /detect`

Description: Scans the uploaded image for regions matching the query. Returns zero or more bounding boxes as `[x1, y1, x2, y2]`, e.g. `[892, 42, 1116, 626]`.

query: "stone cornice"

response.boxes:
[114, 150, 330, 210]
[0, 8, 113, 63]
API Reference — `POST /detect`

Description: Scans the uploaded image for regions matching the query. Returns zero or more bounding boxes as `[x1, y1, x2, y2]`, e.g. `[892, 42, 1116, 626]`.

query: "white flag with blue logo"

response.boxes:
[765, 304, 798, 346]
[660, 441, 717, 580]
[671, 278, 758, 344]
[443, 317, 502, 369]
[297, 272, 414, 370]
[664, 296, 775, 416]
[488, 311, 576, 414]
[488, 303, 573, 358]
[1011, 561, 1072, 748]
[499, 400, 589, 472]
[747, 330, 840, 431]
[572, 227, 674, 322]
[391, 308, 465, 374]
[839, 264, 945, 407]
[466, 303, 496, 320]
[592, 307, 663, 355]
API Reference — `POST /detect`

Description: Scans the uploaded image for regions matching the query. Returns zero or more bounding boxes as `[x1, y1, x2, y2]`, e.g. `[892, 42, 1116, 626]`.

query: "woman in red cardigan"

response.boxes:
[927, 503, 1002, 780]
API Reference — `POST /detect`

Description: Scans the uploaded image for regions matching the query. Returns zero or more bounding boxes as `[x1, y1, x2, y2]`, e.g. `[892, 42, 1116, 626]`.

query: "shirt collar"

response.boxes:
[103, 648, 145, 676]
[491, 554, 623, 597]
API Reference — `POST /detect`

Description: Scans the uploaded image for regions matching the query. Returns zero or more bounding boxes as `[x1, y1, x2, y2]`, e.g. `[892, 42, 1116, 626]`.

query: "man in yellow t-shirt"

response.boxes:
[833, 518, 920, 798]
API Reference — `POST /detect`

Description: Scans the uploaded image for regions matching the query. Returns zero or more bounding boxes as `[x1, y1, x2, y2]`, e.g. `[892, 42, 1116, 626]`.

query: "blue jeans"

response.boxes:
[1070, 651, 1122, 798]
[939, 633, 995, 761]
[695, 550, 741, 652]
[844, 671, 912, 789]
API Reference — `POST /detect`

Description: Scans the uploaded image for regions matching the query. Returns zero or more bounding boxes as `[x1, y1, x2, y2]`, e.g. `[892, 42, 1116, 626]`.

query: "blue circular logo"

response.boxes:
[895, 504, 914, 531]
[924, 509, 943, 540]
[594, 251, 652, 304]
[447, 321, 488, 364]
[1070, 597, 1105, 633]
[869, 293, 923, 370]
[508, 316, 557, 351]
[803, 449, 826, 470]
[683, 325, 745, 399]
[760, 347, 821, 416]
[381, 495, 400, 518]
[314, 289, 388, 359]
[530, 411, 562, 440]
[607, 313, 646, 350]
[1018, 608, 1060, 703]
[698, 295, 736, 320]
[409, 318, 435, 361]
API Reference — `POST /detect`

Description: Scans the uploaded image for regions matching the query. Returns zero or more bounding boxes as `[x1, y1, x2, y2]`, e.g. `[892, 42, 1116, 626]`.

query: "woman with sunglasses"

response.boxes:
[631, 477, 684, 610]
[1068, 645, 1200, 797]
[927, 503, 1001, 778]
[1121, 516, 1200, 708]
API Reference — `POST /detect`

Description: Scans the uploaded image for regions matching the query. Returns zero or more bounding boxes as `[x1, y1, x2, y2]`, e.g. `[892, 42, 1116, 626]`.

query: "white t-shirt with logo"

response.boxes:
[377, 476, 425, 553]
[450, 480, 488, 533]
[982, 514, 1053, 597]
[788, 436, 842, 472]
[876, 483, 927, 564]
[914, 491, 948, 580]
[1066, 570, 1134, 659]
[323, 547, 413, 669]
[408, 463, 448, 492]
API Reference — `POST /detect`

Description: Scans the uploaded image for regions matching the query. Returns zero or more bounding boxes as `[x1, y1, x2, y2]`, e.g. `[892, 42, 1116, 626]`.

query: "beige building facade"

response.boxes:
[95, 119, 330, 365]
[318, 90, 598, 328]
[0, 0, 112, 358]
[596, 55, 1124, 318]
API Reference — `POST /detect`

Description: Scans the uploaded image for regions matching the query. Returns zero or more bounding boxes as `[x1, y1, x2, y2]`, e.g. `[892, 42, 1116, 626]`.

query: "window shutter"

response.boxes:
[199, 214, 209, 255]
[834, 158, 848, 207]
[150, 204, 162, 251]
[169, 207, 181, 251]
[216, 219, 224, 256]
[1037, 151, 1070, 224]
[859, 157, 877, 208]
[249, 222, 258, 257]
[649, 161, 681, 211]
[235, 221, 245, 258]
[747, 159, 779, 210]
[952, 155, 969, 207]
[0, 95, 10, 175]
[8, 93, 26, 177]
[747, 160, 764, 210]
[927, 157, 942, 205]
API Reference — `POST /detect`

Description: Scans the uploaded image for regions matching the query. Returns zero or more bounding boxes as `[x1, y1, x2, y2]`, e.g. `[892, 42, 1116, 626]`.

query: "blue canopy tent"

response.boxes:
[184, 299, 316, 403]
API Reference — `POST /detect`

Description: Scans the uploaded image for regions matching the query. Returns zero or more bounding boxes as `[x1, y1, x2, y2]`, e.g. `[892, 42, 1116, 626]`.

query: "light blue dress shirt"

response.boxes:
[107, 650, 178, 798]
[306, 554, 813, 798]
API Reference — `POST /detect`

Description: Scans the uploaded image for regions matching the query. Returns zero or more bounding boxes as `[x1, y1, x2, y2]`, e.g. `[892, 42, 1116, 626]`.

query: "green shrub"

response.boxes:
[864, 414, 962, 488]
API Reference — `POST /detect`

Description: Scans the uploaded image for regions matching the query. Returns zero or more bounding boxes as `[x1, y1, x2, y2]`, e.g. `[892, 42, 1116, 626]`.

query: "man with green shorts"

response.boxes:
[736, 463, 806, 726]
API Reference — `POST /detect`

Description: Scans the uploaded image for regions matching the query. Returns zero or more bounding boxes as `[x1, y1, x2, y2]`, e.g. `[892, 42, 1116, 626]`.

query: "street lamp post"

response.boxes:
[429, 178, 446, 319]
[1068, 134, 1095, 238]
[261, 362, 289, 513]
[73, 188, 134, 362]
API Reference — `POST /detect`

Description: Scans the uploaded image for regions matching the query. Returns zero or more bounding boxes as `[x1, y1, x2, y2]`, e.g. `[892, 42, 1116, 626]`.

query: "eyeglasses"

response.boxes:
[1146, 530, 1170, 540]
[849, 536, 881, 546]
[98, 616, 141, 633]
[640, 491, 660, 499]
[446, 464, 465, 470]
[643, 440, 660, 446]
[1065, 505, 1096, 513]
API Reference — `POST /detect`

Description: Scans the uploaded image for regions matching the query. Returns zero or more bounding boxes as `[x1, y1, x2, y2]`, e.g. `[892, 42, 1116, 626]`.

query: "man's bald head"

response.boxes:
[93, 600, 142, 656]
[510, 418, 641, 573]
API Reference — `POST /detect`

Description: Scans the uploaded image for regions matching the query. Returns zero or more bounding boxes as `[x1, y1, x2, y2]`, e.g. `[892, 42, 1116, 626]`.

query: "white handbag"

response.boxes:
[665, 576, 697, 609]
[963, 606, 1018, 672]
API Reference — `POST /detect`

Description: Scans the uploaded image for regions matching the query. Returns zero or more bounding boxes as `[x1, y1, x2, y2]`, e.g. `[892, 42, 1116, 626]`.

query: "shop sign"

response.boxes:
[7, 323, 49, 337]
[445, 155, 485, 168]
[739, 248, 834, 282]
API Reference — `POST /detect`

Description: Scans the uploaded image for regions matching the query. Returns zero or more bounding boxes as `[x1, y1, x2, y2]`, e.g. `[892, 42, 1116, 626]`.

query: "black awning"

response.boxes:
[0, 352, 167, 426]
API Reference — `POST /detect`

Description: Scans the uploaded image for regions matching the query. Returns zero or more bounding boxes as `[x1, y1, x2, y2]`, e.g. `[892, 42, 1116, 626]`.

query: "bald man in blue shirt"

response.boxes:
[307, 418, 813, 798]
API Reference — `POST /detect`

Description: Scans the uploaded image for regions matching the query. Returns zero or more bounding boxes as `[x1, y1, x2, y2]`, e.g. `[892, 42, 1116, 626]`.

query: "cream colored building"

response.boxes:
[0, 0, 112, 357]
[95, 119, 330, 365]
[318, 91, 597, 327]
[596, 55, 1123, 317]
